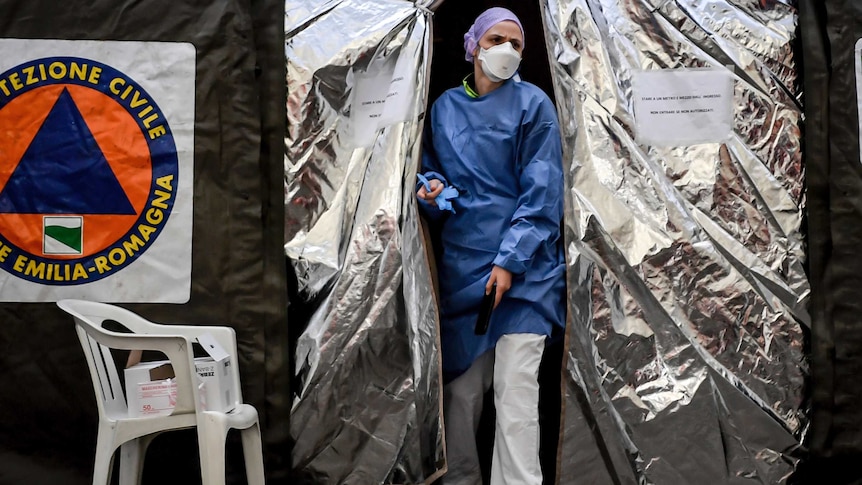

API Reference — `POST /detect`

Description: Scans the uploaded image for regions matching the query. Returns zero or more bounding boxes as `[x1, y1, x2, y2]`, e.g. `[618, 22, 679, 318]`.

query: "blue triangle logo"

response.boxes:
[0, 88, 136, 215]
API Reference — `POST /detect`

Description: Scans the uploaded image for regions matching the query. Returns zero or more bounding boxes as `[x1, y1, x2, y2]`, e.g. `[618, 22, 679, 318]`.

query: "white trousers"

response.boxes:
[442, 333, 545, 485]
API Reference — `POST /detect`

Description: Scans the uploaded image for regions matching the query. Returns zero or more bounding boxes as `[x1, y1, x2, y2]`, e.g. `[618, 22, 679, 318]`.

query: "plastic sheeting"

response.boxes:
[285, 0, 818, 483]
[285, 1, 445, 483]
[541, 0, 809, 483]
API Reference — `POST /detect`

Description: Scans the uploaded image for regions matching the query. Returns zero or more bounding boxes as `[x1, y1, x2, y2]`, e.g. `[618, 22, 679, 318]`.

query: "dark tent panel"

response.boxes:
[801, 0, 862, 483]
[0, 0, 288, 483]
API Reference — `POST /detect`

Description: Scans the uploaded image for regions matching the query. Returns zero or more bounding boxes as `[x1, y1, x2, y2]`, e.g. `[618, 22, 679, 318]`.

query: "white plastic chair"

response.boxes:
[57, 299, 265, 485]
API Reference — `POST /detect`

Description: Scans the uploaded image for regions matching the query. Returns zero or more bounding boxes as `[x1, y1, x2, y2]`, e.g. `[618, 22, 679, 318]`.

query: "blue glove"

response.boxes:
[417, 173, 458, 213]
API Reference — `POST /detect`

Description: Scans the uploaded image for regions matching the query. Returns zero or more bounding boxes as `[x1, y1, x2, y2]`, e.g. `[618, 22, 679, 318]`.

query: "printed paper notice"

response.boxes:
[348, 50, 415, 147]
[633, 68, 733, 146]
[349, 69, 392, 146]
[378, 50, 415, 126]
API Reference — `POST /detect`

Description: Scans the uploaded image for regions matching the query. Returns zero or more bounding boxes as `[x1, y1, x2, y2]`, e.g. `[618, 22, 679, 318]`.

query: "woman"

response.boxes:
[417, 7, 566, 485]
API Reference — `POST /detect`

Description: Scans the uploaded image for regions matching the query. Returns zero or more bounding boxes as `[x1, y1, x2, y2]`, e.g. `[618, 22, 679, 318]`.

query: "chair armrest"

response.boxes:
[155, 324, 243, 405]
[153, 324, 236, 353]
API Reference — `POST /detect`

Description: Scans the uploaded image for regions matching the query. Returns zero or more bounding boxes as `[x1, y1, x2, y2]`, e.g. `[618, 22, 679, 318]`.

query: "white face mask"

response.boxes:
[477, 42, 521, 82]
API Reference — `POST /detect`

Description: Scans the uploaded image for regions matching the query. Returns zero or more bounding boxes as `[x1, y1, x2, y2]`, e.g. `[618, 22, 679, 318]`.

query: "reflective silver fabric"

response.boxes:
[541, 0, 808, 483]
[285, 1, 444, 483]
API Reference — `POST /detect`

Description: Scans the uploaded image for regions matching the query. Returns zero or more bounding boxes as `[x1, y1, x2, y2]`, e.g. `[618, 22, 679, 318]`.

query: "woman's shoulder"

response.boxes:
[512, 79, 553, 105]
[439, 85, 469, 101]
[430, 86, 468, 111]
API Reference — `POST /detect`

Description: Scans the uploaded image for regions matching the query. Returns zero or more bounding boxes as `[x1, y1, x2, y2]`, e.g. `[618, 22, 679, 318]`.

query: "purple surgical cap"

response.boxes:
[463, 7, 524, 62]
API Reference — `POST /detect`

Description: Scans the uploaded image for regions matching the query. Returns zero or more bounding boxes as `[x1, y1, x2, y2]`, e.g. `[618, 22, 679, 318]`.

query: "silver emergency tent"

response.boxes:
[285, 0, 808, 482]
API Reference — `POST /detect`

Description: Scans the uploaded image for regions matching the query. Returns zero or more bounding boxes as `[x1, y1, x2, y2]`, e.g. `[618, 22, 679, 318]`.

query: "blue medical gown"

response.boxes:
[418, 79, 566, 380]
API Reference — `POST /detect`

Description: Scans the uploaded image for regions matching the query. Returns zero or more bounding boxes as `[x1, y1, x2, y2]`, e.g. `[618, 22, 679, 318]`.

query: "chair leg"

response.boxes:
[92, 448, 115, 485]
[118, 434, 156, 485]
[240, 422, 266, 485]
[93, 424, 116, 485]
[198, 416, 228, 485]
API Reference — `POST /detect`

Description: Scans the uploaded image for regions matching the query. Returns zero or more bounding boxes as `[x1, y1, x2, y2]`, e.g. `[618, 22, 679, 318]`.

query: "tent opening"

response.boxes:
[427, 2, 563, 482]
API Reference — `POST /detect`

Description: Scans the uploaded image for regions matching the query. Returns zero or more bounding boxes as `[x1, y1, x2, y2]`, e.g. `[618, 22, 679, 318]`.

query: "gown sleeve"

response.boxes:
[417, 107, 450, 222]
[493, 97, 564, 275]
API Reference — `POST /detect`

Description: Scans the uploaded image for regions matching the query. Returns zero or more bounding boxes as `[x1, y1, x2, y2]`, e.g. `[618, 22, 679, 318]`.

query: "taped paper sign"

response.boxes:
[632, 68, 734, 146]
[0, 39, 195, 302]
[348, 49, 414, 147]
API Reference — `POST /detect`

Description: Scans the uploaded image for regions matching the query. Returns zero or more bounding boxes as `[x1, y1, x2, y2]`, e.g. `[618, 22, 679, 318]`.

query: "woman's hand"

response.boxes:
[417, 178, 444, 206]
[486, 265, 512, 309]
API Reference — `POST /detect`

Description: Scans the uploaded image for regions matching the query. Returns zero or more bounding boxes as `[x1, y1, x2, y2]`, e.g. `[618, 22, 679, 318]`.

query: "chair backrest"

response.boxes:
[59, 301, 131, 418]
